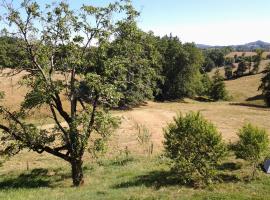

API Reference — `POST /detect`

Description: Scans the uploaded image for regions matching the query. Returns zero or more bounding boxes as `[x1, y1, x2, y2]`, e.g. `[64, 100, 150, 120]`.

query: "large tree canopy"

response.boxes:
[156, 35, 204, 100]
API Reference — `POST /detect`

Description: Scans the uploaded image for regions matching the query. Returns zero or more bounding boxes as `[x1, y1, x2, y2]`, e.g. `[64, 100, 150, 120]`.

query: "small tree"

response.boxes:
[259, 65, 270, 106]
[210, 70, 229, 101]
[252, 49, 264, 74]
[236, 60, 247, 77]
[199, 73, 213, 97]
[224, 65, 233, 80]
[233, 124, 269, 180]
[164, 112, 226, 186]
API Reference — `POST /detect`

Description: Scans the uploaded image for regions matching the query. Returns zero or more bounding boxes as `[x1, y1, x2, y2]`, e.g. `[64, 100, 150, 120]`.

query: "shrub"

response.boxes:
[233, 123, 269, 179]
[164, 112, 227, 186]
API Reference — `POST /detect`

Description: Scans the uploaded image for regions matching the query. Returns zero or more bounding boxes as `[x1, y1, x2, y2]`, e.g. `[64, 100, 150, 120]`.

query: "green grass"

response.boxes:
[1, 154, 270, 200]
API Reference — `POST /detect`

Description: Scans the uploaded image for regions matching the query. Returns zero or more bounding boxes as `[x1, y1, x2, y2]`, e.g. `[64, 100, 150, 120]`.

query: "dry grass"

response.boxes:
[1, 67, 270, 170]
[1, 68, 270, 199]
[226, 51, 270, 58]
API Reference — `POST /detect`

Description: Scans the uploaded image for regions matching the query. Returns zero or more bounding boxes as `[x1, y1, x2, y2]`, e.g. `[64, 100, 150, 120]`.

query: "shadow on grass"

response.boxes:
[98, 157, 135, 167]
[194, 96, 213, 102]
[113, 170, 182, 190]
[113, 169, 241, 190]
[229, 102, 268, 109]
[0, 168, 70, 189]
[217, 162, 242, 171]
[246, 94, 265, 102]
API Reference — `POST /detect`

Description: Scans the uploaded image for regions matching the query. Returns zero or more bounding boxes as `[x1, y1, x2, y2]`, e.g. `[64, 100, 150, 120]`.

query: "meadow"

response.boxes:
[1, 59, 270, 199]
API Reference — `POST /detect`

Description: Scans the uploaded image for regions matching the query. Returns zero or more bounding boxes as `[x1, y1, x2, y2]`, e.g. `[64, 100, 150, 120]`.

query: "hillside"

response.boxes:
[208, 59, 269, 106]
[1, 64, 270, 199]
[197, 40, 270, 51]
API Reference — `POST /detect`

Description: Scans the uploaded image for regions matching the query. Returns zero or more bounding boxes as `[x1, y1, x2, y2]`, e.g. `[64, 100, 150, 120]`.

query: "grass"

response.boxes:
[1, 64, 270, 199]
[1, 154, 270, 200]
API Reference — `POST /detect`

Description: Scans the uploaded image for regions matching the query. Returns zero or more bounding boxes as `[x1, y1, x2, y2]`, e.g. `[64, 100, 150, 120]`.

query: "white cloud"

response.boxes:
[141, 20, 270, 45]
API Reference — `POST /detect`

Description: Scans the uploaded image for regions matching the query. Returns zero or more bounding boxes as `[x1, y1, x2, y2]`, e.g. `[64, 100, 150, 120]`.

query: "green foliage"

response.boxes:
[164, 112, 227, 186]
[224, 57, 234, 65]
[203, 49, 225, 67]
[0, 0, 149, 186]
[108, 21, 162, 107]
[225, 65, 233, 80]
[259, 65, 270, 106]
[232, 123, 269, 179]
[252, 49, 264, 74]
[235, 60, 247, 77]
[157, 35, 204, 100]
[203, 57, 216, 72]
[0, 36, 29, 68]
[210, 70, 229, 101]
[199, 73, 213, 96]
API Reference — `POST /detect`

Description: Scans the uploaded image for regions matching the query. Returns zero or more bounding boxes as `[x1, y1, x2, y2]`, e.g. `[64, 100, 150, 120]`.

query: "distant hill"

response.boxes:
[197, 40, 270, 51]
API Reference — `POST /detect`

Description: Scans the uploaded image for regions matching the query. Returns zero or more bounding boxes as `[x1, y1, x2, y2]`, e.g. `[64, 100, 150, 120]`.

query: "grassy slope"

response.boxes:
[209, 59, 269, 107]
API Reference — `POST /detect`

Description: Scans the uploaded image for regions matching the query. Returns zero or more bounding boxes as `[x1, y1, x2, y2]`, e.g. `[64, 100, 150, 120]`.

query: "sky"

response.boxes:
[2, 0, 270, 45]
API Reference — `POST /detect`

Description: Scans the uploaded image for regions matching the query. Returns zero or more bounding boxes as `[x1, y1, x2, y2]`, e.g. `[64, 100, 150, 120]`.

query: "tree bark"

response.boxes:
[71, 159, 84, 186]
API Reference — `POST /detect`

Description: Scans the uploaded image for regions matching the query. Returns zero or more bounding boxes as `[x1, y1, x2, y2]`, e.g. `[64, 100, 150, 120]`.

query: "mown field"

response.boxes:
[1, 59, 270, 199]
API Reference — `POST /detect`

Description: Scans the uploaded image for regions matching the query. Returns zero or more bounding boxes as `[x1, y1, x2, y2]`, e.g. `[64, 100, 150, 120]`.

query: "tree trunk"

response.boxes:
[71, 159, 84, 186]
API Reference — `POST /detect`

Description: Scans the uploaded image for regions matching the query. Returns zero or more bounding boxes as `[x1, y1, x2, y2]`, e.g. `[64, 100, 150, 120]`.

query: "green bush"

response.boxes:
[233, 123, 269, 179]
[210, 70, 229, 101]
[164, 112, 227, 186]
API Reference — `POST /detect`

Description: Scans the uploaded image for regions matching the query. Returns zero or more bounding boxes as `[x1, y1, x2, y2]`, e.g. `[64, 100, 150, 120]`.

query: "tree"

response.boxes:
[235, 60, 247, 77]
[224, 57, 234, 65]
[0, 36, 28, 68]
[205, 49, 225, 67]
[232, 124, 269, 179]
[156, 36, 204, 100]
[252, 49, 264, 74]
[203, 57, 215, 72]
[247, 56, 253, 74]
[164, 112, 226, 186]
[210, 70, 229, 101]
[199, 73, 213, 97]
[259, 65, 270, 106]
[0, 0, 143, 186]
[108, 20, 162, 107]
[224, 65, 233, 80]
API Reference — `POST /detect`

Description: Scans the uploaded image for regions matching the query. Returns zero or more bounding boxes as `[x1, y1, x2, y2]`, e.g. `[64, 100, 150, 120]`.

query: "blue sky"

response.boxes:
[2, 0, 270, 45]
